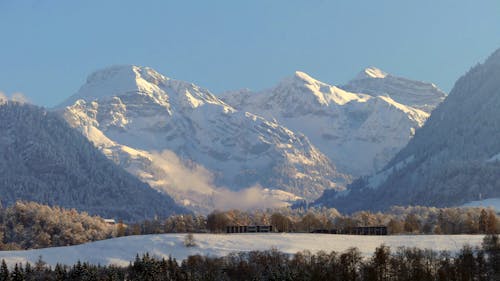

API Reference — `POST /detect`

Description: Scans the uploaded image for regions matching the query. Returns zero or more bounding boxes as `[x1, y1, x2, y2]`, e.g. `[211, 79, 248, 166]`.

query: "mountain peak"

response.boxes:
[355, 67, 388, 80]
[59, 65, 230, 110]
[293, 71, 318, 84]
[86, 65, 137, 82]
[56, 65, 169, 107]
[275, 71, 324, 89]
[344, 67, 446, 113]
[85, 65, 169, 86]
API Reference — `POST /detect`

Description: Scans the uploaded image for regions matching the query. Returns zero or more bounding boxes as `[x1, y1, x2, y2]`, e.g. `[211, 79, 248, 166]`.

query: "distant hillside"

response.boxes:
[0, 102, 187, 221]
[315, 48, 500, 212]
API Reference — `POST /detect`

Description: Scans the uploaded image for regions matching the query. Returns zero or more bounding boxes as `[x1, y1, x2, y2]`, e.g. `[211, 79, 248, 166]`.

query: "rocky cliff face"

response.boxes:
[220, 70, 430, 176]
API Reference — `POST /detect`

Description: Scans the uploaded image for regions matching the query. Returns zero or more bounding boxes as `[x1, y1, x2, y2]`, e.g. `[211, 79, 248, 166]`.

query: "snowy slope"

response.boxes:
[343, 67, 446, 113]
[316, 48, 500, 212]
[461, 198, 500, 212]
[0, 103, 186, 221]
[220, 71, 430, 176]
[60, 66, 348, 213]
[0, 234, 485, 267]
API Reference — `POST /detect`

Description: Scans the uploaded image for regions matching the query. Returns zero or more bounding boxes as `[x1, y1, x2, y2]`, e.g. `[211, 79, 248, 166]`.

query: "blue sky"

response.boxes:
[1, 0, 499, 107]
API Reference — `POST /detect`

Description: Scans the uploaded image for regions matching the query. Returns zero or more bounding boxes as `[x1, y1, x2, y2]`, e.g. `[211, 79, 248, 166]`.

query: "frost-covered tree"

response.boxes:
[0, 201, 114, 249]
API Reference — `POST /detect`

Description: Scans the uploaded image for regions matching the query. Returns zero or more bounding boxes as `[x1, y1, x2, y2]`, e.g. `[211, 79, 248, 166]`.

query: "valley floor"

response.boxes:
[0, 233, 485, 267]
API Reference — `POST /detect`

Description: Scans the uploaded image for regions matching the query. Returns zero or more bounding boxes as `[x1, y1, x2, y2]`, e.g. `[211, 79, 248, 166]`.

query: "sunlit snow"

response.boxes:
[0, 234, 485, 267]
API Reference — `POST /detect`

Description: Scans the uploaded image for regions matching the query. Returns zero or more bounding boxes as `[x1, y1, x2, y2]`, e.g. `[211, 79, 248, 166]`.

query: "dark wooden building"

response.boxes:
[311, 226, 387, 235]
[226, 225, 273, 233]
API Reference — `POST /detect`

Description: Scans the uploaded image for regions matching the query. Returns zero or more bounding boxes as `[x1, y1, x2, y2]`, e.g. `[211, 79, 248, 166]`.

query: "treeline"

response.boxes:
[0, 201, 113, 250]
[117, 214, 207, 237]
[1, 201, 498, 251]
[1, 234, 499, 281]
[204, 206, 499, 234]
[118, 205, 499, 235]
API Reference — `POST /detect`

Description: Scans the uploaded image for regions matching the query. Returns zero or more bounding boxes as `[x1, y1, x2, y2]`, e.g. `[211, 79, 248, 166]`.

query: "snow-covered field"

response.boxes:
[0, 234, 485, 267]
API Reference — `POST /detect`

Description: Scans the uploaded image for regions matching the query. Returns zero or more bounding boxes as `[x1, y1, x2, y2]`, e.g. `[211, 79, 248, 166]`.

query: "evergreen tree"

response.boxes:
[10, 264, 23, 281]
[371, 244, 391, 281]
[0, 260, 10, 281]
[456, 245, 475, 281]
[482, 234, 500, 280]
[475, 249, 488, 281]
[54, 264, 66, 281]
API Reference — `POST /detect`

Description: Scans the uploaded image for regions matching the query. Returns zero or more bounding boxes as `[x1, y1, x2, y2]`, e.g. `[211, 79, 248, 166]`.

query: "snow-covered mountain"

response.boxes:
[220, 70, 431, 176]
[60, 66, 348, 213]
[343, 67, 446, 113]
[0, 102, 186, 221]
[315, 48, 500, 212]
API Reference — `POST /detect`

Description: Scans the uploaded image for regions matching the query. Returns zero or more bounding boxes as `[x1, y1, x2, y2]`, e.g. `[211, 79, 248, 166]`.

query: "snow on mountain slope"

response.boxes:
[461, 198, 500, 212]
[61, 65, 348, 213]
[0, 103, 187, 221]
[343, 67, 446, 113]
[316, 48, 500, 213]
[220, 71, 429, 176]
[0, 234, 485, 267]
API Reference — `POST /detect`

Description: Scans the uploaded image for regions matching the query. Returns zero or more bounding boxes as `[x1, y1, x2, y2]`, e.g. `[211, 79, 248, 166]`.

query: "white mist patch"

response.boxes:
[149, 150, 216, 196]
[148, 150, 292, 212]
[212, 185, 289, 211]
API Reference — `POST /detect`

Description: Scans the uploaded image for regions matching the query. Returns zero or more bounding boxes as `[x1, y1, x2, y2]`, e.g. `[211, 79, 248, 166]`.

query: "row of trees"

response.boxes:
[1, 234, 499, 281]
[0, 201, 113, 250]
[116, 205, 499, 235]
[0, 201, 498, 250]
[202, 206, 499, 234]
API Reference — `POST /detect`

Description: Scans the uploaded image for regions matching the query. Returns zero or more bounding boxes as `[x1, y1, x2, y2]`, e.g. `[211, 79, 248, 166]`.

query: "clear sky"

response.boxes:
[0, 0, 499, 107]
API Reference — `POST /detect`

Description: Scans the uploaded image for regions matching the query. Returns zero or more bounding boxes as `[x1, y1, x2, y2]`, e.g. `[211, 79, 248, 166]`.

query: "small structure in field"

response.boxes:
[311, 226, 388, 235]
[226, 225, 273, 233]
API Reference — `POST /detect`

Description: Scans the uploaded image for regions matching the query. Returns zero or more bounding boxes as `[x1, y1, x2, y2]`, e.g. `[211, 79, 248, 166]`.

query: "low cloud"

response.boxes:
[212, 185, 288, 211]
[148, 150, 288, 212]
[149, 150, 216, 195]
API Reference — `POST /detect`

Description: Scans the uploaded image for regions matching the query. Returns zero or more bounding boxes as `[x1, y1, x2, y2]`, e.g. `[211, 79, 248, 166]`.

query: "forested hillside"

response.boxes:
[316, 48, 500, 212]
[0, 102, 187, 221]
